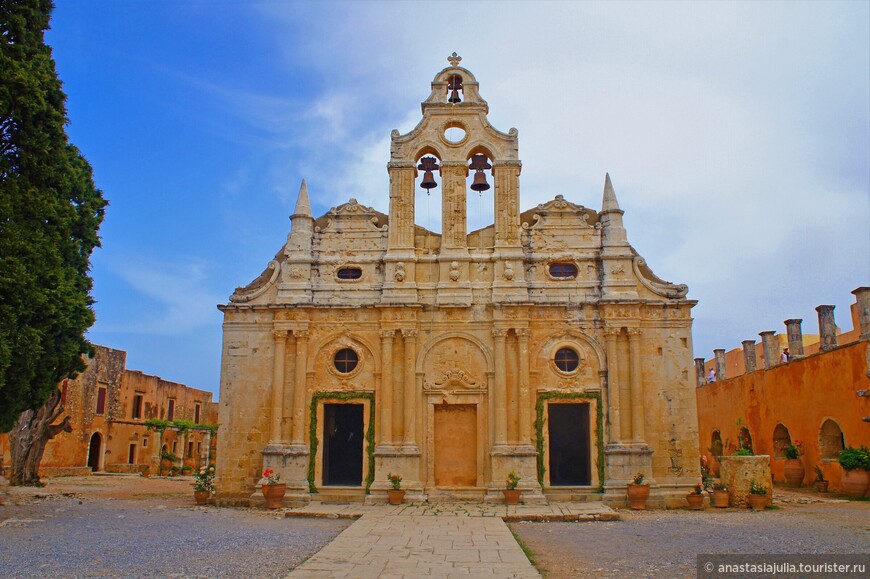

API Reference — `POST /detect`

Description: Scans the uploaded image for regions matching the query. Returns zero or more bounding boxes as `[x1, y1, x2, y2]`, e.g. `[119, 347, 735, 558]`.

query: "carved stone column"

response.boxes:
[742, 340, 758, 373]
[604, 328, 622, 443]
[269, 330, 287, 445]
[784, 319, 804, 358]
[291, 330, 309, 444]
[713, 348, 727, 381]
[379, 330, 394, 446]
[440, 161, 469, 251]
[492, 161, 521, 247]
[402, 329, 418, 448]
[386, 162, 416, 250]
[759, 331, 778, 368]
[627, 328, 645, 443]
[516, 329, 531, 446]
[816, 305, 838, 352]
[693, 357, 707, 386]
[492, 328, 508, 446]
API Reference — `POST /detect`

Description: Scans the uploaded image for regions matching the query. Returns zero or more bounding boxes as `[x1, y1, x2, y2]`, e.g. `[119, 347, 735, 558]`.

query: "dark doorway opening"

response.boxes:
[323, 404, 364, 486]
[548, 403, 591, 486]
[87, 432, 102, 471]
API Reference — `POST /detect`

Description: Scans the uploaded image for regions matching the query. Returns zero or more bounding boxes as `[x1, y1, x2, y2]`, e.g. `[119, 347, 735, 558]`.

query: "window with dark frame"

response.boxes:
[337, 267, 363, 280]
[194, 402, 201, 423]
[549, 263, 578, 278]
[554, 348, 580, 372]
[132, 394, 143, 419]
[96, 386, 107, 415]
[167, 399, 175, 421]
[334, 348, 359, 374]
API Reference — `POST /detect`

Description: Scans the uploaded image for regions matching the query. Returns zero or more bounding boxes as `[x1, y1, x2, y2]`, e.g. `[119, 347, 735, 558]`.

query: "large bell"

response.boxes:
[420, 170, 437, 190]
[448, 88, 461, 104]
[468, 154, 492, 192]
[447, 74, 463, 104]
[470, 170, 490, 192]
[417, 156, 440, 191]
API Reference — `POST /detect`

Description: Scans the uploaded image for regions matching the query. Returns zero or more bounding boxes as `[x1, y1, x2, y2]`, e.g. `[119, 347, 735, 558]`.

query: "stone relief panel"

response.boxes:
[421, 336, 489, 393]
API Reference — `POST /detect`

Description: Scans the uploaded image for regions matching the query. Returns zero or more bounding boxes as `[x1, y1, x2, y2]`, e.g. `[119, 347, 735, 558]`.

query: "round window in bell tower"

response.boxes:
[442, 122, 467, 145]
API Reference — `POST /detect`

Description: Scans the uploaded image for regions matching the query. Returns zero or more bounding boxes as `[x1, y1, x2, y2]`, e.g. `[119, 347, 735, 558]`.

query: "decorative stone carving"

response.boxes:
[394, 262, 406, 282]
[424, 369, 481, 391]
[449, 261, 461, 281]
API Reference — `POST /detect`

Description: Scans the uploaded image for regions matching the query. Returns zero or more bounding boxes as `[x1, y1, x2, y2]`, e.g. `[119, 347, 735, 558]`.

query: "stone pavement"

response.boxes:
[285, 502, 618, 578]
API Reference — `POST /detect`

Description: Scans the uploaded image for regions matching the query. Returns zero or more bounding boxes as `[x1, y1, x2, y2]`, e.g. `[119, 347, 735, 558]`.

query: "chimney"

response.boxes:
[714, 349, 727, 381]
[815, 305, 837, 352]
[852, 287, 870, 339]
[759, 331, 778, 368]
[784, 319, 804, 358]
[742, 340, 758, 373]
[694, 358, 707, 386]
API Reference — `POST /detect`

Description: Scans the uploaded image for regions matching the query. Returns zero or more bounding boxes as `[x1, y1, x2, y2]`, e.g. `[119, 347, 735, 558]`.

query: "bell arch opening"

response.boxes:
[466, 149, 494, 236]
[415, 151, 443, 233]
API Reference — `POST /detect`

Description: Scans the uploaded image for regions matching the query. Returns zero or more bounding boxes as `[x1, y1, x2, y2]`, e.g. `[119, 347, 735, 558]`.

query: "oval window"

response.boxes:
[444, 126, 466, 143]
[337, 267, 362, 280]
[549, 263, 577, 278]
[333, 348, 359, 374]
[554, 348, 579, 372]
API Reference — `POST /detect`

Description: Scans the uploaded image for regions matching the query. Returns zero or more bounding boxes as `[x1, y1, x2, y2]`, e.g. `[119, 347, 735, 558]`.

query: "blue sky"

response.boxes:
[48, 1, 869, 398]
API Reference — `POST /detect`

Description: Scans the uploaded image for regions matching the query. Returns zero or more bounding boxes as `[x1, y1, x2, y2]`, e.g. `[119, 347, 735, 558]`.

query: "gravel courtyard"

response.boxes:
[2, 475, 868, 578]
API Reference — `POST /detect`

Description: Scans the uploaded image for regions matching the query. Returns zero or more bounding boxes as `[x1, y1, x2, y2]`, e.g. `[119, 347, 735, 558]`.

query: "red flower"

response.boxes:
[263, 469, 273, 477]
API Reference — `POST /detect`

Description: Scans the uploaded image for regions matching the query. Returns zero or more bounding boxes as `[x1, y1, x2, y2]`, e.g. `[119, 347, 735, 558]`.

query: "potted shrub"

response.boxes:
[837, 446, 870, 498]
[626, 472, 650, 510]
[192, 465, 215, 505]
[259, 469, 286, 509]
[503, 471, 521, 505]
[386, 473, 405, 505]
[711, 482, 729, 508]
[780, 441, 804, 487]
[813, 465, 828, 493]
[686, 483, 704, 510]
[748, 481, 767, 511]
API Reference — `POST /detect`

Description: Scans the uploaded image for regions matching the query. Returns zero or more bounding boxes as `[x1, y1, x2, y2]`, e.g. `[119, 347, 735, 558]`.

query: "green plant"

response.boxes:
[631, 472, 647, 486]
[813, 465, 826, 482]
[781, 440, 802, 460]
[160, 449, 179, 462]
[535, 392, 604, 491]
[749, 481, 767, 496]
[181, 465, 192, 475]
[387, 473, 402, 490]
[506, 471, 520, 490]
[838, 446, 870, 471]
[193, 465, 215, 493]
[734, 448, 753, 456]
[261, 469, 281, 485]
[712, 482, 727, 491]
[690, 483, 703, 495]
[145, 419, 171, 432]
[700, 459, 713, 490]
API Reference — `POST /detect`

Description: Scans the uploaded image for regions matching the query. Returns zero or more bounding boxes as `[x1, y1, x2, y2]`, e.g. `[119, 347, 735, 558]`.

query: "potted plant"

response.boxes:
[711, 482, 729, 508]
[837, 446, 870, 498]
[748, 480, 767, 511]
[386, 473, 405, 505]
[192, 465, 215, 505]
[503, 471, 521, 505]
[686, 483, 704, 510]
[781, 440, 804, 487]
[626, 472, 650, 510]
[813, 465, 828, 493]
[259, 468, 286, 509]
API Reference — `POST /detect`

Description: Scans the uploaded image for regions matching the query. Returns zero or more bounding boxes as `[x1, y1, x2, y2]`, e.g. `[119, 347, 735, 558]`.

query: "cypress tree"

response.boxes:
[0, 0, 106, 481]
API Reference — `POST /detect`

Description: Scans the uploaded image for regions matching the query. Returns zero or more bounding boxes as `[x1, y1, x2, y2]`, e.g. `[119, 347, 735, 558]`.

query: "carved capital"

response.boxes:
[603, 327, 621, 338]
[401, 329, 418, 339]
[626, 327, 643, 339]
[272, 330, 288, 340]
[492, 328, 508, 339]
[379, 329, 395, 340]
[515, 328, 530, 339]
[387, 161, 416, 170]
[294, 329, 310, 340]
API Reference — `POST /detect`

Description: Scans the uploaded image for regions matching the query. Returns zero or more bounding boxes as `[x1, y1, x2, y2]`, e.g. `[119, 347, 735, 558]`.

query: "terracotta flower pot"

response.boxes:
[815, 481, 828, 493]
[840, 468, 870, 498]
[712, 489, 729, 508]
[503, 489, 521, 505]
[262, 483, 287, 509]
[193, 490, 210, 505]
[626, 484, 650, 510]
[387, 489, 405, 505]
[783, 459, 805, 488]
[686, 493, 704, 510]
[748, 494, 767, 511]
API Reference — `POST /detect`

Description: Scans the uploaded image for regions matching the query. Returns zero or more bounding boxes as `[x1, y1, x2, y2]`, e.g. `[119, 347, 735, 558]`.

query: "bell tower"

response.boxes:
[382, 53, 528, 305]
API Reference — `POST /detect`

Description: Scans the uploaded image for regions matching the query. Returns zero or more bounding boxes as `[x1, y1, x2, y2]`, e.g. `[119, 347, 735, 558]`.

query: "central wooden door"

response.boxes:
[434, 404, 477, 486]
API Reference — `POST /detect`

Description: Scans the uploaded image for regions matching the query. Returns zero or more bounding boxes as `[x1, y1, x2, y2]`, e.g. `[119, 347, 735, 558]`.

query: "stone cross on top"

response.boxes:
[448, 52, 462, 67]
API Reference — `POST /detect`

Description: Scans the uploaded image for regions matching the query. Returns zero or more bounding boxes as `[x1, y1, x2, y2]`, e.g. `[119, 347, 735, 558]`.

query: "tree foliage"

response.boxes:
[0, 0, 106, 432]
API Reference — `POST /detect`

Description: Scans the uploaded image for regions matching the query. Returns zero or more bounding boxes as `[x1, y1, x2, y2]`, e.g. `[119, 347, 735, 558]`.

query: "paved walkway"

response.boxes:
[285, 502, 618, 578]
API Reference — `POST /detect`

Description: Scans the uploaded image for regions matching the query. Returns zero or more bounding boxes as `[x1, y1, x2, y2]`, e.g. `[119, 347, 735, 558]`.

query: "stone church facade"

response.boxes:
[217, 55, 700, 507]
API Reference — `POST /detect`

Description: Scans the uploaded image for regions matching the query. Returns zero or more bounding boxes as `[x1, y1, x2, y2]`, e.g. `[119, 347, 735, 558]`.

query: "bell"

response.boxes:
[447, 74, 463, 104]
[468, 154, 492, 192]
[448, 88, 461, 104]
[420, 170, 437, 190]
[417, 156, 440, 191]
[470, 170, 490, 192]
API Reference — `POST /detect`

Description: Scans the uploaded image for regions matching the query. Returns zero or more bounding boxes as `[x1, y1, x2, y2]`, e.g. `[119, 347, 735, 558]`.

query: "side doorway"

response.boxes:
[547, 403, 591, 486]
[322, 404, 364, 486]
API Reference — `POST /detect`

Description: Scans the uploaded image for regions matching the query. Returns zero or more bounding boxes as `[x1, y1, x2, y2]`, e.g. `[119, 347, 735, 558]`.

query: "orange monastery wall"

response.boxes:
[697, 338, 870, 491]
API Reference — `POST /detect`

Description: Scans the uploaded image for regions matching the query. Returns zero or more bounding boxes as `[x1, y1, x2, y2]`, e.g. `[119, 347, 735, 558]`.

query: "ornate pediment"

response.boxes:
[424, 369, 482, 392]
[315, 198, 389, 233]
[522, 195, 595, 231]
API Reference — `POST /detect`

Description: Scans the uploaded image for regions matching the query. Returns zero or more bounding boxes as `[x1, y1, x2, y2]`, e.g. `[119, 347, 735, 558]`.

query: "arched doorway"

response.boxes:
[87, 432, 102, 471]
